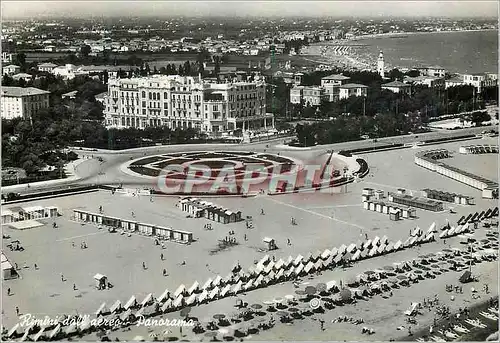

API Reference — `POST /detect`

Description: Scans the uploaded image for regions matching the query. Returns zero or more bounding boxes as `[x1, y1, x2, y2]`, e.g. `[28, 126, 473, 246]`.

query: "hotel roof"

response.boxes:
[322, 74, 350, 80]
[339, 83, 368, 89]
[1, 87, 50, 97]
[382, 81, 410, 88]
[38, 62, 58, 68]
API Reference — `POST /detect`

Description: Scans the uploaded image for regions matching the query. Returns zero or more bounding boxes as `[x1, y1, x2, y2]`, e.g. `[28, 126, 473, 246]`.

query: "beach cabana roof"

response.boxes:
[186, 293, 198, 305]
[141, 293, 153, 306]
[197, 290, 209, 303]
[321, 249, 331, 259]
[157, 289, 170, 303]
[294, 255, 304, 265]
[174, 284, 186, 298]
[188, 281, 200, 295]
[110, 300, 122, 313]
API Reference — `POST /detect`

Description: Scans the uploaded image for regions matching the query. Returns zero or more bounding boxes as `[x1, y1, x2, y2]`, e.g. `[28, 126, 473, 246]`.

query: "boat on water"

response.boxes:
[479, 311, 498, 321]
[487, 307, 498, 315]
[430, 335, 446, 342]
[465, 318, 487, 328]
[438, 329, 459, 339]
[452, 324, 470, 334]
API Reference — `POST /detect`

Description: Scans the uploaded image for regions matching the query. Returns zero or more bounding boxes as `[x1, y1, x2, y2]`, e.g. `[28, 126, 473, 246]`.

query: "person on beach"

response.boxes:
[7, 288, 11, 296]
[161, 253, 164, 261]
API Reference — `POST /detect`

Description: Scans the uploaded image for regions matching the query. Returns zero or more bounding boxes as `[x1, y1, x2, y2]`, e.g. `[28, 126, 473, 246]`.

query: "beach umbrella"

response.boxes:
[276, 311, 289, 317]
[316, 283, 327, 292]
[250, 304, 262, 310]
[288, 307, 299, 312]
[273, 297, 284, 304]
[295, 290, 306, 296]
[347, 276, 358, 286]
[383, 266, 394, 271]
[213, 314, 226, 320]
[396, 275, 407, 280]
[305, 286, 316, 295]
[204, 332, 218, 338]
[284, 294, 295, 302]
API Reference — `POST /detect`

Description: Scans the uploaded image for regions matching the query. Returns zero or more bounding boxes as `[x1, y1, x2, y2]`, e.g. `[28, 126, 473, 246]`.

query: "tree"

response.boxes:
[80, 45, 91, 58]
[467, 111, 490, 126]
[387, 68, 405, 81]
[183, 61, 192, 76]
[15, 53, 26, 69]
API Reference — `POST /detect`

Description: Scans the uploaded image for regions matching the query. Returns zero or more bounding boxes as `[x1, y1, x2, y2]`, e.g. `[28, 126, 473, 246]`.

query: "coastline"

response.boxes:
[302, 28, 497, 73]
[352, 28, 498, 41]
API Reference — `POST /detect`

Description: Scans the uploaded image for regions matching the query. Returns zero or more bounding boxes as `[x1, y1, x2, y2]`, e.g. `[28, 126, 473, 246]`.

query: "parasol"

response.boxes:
[304, 286, 316, 295]
[276, 311, 290, 317]
[213, 314, 226, 320]
[316, 283, 327, 292]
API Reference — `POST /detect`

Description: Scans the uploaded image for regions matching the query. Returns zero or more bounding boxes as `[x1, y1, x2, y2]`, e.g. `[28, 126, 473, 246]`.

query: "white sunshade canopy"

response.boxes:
[173, 295, 184, 307]
[174, 284, 186, 298]
[140, 293, 153, 306]
[124, 295, 137, 309]
[188, 281, 200, 294]
[157, 289, 170, 303]
[202, 278, 213, 290]
[197, 290, 209, 303]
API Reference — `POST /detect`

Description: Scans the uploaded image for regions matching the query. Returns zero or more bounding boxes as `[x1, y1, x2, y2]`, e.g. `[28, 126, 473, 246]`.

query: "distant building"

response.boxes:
[338, 83, 368, 100]
[404, 76, 445, 88]
[38, 62, 58, 73]
[62, 90, 78, 100]
[52, 64, 81, 80]
[321, 74, 351, 102]
[417, 66, 446, 78]
[321, 74, 350, 87]
[462, 73, 498, 92]
[2, 65, 20, 76]
[104, 75, 272, 134]
[290, 87, 303, 105]
[95, 92, 107, 104]
[445, 77, 464, 89]
[382, 81, 411, 95]
[12, 73, 33, 82]
[1, 87, 50, 120]
[290, 86, 326, 106]
[377, 51, 385, 78]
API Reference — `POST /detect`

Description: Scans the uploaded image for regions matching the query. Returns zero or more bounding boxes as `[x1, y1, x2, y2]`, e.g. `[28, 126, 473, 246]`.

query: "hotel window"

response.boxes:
[164, 102, 168, 109]
[142, 101, 146, 107]
[142, 91, 146, 98]
[164, 92, 168, 98]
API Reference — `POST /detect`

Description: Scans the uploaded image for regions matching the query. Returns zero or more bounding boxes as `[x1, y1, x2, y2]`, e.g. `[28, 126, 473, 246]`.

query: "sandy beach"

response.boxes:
[2, 138, 498, 341]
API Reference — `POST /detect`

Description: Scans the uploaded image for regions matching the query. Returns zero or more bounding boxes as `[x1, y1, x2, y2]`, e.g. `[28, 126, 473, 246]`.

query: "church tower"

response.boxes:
[377, 51, 385, 78]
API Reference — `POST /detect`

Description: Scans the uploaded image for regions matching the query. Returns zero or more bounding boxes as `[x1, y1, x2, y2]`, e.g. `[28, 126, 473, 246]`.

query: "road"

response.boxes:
[2, 126, 495, 195]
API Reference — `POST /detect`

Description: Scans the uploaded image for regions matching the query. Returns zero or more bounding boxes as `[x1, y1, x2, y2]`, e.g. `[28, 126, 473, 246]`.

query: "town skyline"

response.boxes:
[1, 1, 498, 19]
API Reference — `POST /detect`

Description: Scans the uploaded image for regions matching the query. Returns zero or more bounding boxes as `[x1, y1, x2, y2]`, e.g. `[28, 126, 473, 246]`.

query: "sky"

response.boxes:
[1, 1, 498, 19]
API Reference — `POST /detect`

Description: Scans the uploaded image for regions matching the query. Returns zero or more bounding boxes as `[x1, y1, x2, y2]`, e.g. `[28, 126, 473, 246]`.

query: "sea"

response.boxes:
[353, 30, 498, 74]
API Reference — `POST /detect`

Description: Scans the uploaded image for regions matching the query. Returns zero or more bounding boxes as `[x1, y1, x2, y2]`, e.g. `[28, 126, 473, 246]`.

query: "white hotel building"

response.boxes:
[103, 75, 274, 134]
